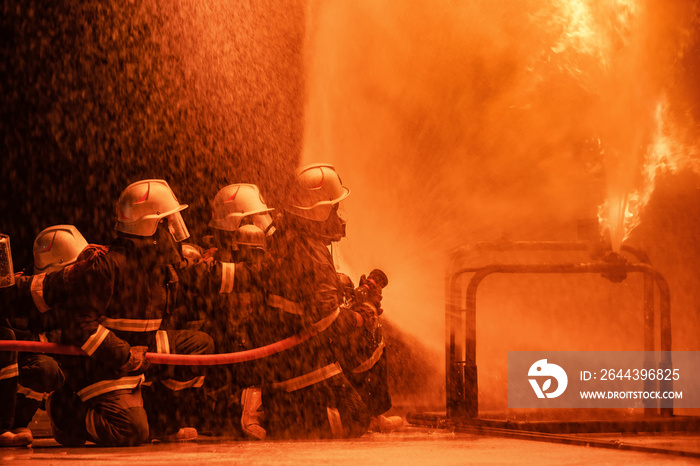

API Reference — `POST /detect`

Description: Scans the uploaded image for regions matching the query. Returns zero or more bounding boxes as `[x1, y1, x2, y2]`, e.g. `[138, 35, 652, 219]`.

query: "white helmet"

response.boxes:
[286, 163, 350, 221]
[209, 184, 274, 232]
[115, 179, 190, 241]
[181, 243, 203, 261]
[233, 224, 266, 249]
[33, 225, 88, 274]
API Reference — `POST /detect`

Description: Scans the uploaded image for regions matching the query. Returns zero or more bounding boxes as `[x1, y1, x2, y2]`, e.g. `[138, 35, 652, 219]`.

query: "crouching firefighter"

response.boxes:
[174, 183, 273, 439]
[12, 180, 214, 446]
[0, 226, 80, 447]
[261, 163, 372, 439]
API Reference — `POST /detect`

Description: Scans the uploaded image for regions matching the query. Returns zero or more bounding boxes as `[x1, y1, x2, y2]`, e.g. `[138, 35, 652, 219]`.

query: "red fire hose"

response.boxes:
[0, 310, 339, 366]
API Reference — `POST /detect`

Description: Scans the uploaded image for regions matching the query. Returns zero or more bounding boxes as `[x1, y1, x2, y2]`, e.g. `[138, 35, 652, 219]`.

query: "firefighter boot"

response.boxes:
[240, 387, 265, 440]
[369, 415, 404, 433]
[152, 427, 198, 443]
[0, 428, 32, 447]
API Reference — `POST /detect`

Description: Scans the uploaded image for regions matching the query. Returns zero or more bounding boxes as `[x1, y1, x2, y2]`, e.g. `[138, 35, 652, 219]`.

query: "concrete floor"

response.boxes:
[2, 423, 700, 465]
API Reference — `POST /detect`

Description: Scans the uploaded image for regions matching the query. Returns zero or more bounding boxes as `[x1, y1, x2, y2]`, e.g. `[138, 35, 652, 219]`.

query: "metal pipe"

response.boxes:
[446, 261, 671, 420]
[471, 240, 590, 252]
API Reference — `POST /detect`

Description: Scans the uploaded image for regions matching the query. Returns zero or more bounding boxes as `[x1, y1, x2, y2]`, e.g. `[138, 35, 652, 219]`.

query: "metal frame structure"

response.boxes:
[407, 239, 700, 456]
[444, 240, 674, 424]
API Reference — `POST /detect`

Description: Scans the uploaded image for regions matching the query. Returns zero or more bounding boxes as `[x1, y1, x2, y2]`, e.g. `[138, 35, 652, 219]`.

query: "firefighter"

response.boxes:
[190, 183, 273, 439]
[1, 225, 85, 447]
[0, 226, 81, 447]
[337, 270, 404, 433]
[13, 179, 214, 446]
[261, 163, 373, 439]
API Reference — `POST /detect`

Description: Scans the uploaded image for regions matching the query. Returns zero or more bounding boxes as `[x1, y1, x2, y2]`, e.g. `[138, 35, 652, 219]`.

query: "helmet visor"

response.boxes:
[240, 212, 272, 232]
[167, 212, 190, 242]
[252, 212, 272, 232]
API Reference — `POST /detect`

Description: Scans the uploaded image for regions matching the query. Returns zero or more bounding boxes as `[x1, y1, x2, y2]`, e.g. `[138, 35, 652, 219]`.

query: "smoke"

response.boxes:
[302, 0, 700, 412]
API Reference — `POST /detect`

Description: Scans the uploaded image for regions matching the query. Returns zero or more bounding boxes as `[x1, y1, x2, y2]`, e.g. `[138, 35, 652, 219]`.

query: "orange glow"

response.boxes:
[537, 0, 696, 252]
[303, 0, 700, 411]
[598, 93, 699, 251]
[545, 0, 639, 69]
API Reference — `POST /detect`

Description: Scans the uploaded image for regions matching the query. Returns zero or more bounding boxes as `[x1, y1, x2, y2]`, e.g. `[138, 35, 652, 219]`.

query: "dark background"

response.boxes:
[0, 0, 306, 267]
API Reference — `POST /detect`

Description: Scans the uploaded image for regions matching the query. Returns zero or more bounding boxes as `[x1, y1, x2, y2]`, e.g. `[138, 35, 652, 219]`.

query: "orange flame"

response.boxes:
[541, 0, 639, 76]
[598, 94, 698, 250]
[542, 0, 692, 252]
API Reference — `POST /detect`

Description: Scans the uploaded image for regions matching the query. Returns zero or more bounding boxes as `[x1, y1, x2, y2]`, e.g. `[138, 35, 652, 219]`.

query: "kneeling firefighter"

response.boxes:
[13, 179, 215, 446]
[0, 225, 77, 447]
[261, 163, 374, 439]
[191, 183, 273, 439]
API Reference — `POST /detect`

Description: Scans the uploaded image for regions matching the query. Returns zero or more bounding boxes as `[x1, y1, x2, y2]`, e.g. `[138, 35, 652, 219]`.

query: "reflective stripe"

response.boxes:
[270, 362, 343, 393]
[81, 324, 111, 356]
[161, 376, 205, 391]
[0, 363, 19, 381]
[99, 316, 162, 332]
[30, 273, 51, 313]
[327, 407, 344, 438]
[17, 383, 46, 402]
[219, 262, 235, 294]
[351, 339, 385, 374]
[85, 409, 98, 440]
[155, 330, 170, 354]
[267, 294, 304, 315]
[314, 309, 341, 332]
[77, 374, 145, 402]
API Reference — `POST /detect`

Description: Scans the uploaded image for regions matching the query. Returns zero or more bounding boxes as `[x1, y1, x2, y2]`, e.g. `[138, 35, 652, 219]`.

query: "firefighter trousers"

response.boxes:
[0, 327, 64, 432]
[263, 371, 370, 439]
[47, 384, 149, 447]
[142, 329, 214, 437]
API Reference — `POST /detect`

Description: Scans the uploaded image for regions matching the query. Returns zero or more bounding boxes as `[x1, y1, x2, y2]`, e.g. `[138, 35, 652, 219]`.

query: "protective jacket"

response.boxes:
[28, 236, 229, 401]
[260, 215, 370, 438]
[28, 240, 165, 400]
[263, 217, 359, 385]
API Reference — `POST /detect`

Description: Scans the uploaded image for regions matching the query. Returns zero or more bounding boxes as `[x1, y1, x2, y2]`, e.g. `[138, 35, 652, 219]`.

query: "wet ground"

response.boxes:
[2, 429, 700, 466]
[3, 414, 700, 465]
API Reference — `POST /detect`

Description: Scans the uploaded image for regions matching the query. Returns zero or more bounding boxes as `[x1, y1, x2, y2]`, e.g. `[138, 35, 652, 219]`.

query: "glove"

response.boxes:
[14, 274, 32, 295]
[355, 302, 378, 332]
[118, 346, 150, 374]
[367, 282, 383, 312]
[358, 274, 383, 306]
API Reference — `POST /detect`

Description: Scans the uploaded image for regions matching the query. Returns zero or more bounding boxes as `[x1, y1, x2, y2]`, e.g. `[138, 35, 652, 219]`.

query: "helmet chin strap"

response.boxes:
[263, 222, 277, 236]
